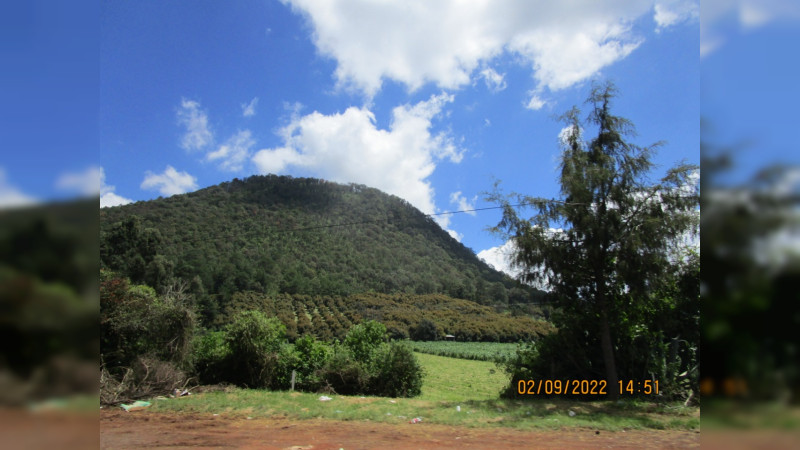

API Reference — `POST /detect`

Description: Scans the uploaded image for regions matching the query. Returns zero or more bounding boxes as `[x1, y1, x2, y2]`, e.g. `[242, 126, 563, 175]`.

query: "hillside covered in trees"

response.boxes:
[100, 175, 549, 328]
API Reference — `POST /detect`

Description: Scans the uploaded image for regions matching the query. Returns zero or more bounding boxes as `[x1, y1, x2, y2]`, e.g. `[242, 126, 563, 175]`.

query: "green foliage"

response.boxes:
[344, 320, 386, 362]
[368, 342, 424, 397]
[279, 334, 332, 390]
[101, 271, 197, 373]
[223, 291, 554, 343]
[99, 175, 547, 326]
[223, 310, 286, 388]
[192, 331, 229, 384]
[489, 82, 700, 401]
[319, 343, 370, 395]
[409, 341, 519, 362]
[410, 318, 439, 341]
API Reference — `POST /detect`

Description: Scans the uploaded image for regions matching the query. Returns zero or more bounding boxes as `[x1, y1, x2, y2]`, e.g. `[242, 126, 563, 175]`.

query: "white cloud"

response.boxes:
[99, 167, 134, 208]
[207, 130, 255, 172]
[654, 0, 699, 32]
[701, 0, 800, 57]
[526, 94, 547, 111]
[739, 0, 800, 29]
[253, 93, 462, 227]
[478, 240, 520, 278]
[283, 0, 650, 98]
[177, 98, 213, 151]
[242, 97, 259, 118]
[0, 168, 37, 209]
[480, 68, 507, 92]
[449, 191, 477, 215]
[141, 165, 198, 197]
[101, 192, 134, 208]
[56, 166, 102, 196]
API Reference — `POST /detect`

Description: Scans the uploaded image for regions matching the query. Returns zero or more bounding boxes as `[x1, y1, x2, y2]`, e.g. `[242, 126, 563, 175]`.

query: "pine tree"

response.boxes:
[488, 81, 699, 398]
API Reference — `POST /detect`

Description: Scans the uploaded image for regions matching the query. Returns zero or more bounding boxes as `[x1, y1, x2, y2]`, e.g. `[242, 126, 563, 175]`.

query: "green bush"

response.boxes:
[320, 344, 370, 395]
[101, 273, 196, 373]
[224, 310, 286, 388]
[275, 334, 332, 391]
[192, 331, 229, 384]
[368, 342, 424, 397]
[410, 318, 439, 341]
[343, 320, 386, 363]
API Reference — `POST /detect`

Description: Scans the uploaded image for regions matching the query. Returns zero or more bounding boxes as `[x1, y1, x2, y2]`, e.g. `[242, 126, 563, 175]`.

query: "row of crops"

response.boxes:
[220, 291, 555, 343]
[409, 341, 521, 362]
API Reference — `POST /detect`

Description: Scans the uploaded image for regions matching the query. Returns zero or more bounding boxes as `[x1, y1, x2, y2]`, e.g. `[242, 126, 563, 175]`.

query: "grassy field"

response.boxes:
[144, 352, 698, 431]
[409, 341, 519, 362]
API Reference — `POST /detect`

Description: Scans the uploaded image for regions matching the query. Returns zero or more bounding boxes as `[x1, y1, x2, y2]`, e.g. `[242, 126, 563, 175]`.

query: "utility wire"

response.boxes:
[164, 201, 543, 245]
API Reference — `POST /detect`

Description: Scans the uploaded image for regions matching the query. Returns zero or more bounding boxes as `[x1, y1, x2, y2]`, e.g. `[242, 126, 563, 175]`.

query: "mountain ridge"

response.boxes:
[100, 174, 548, 325]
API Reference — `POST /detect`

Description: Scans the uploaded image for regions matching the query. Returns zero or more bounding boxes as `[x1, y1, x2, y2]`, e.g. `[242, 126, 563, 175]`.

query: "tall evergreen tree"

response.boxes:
[488, 82, 699, 398]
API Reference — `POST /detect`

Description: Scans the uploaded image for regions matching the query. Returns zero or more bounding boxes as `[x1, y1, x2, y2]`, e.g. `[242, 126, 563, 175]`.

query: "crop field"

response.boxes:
[409, 341, 520, 362]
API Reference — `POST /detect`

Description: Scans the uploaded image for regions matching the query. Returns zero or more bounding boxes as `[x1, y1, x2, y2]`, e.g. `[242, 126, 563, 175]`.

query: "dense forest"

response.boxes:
[100, 174, 549, 327]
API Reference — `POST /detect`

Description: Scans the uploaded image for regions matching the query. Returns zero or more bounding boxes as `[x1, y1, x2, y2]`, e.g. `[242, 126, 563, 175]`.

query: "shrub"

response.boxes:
[320, 344, 370, 395]
[275, 335, 332, 391]
[224, 310, 286, 388]
[101, 274, 196, 373]
[192, 331, 229, 384]
[410, 318, 439, 341]
[368, 342, 424, 397]
[343, 320, 386, 363]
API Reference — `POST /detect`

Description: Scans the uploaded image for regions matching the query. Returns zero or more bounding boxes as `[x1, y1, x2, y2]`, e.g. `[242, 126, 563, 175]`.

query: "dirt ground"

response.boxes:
[100, 409, 700, 449]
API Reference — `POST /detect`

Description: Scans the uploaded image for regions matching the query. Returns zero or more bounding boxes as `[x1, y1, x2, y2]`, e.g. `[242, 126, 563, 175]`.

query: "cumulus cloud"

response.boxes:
[654, 0, 699, 32]
[242, 97, 259, 117]
[253, 93, 463, 226]
[56, 166, 102, 196]
[177, 98, 213, 151]
[0, 168, 37, 209]
[480, 68, 507, 92]
[141, 165, 198, 197]
[283, 0, 650, 98]
[207, 130, 255, 172]
[478, 240, 520, 278]
[449, 191, 477, 215]
[99, 167, 134, 208]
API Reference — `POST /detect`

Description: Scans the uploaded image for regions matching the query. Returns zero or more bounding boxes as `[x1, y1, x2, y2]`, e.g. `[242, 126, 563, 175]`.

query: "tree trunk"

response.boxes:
[599, 308, 619, 400]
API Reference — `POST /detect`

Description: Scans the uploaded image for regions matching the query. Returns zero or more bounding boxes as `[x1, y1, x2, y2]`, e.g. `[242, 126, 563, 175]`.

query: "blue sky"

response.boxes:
[2, 0, 703, 274]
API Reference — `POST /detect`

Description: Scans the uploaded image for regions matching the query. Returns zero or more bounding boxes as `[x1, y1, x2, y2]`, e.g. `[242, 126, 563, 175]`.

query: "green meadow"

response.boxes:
[146, 350, 698, 431]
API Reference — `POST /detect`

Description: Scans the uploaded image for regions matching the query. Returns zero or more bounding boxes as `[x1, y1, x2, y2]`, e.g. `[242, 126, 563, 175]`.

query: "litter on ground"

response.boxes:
[120, 401, 151, 412]
[319, 395, 332, 401]
[172, 389, 191, 397]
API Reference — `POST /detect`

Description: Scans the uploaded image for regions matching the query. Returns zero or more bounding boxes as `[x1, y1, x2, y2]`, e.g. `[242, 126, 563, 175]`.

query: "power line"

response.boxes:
[161, 201, 543, 246]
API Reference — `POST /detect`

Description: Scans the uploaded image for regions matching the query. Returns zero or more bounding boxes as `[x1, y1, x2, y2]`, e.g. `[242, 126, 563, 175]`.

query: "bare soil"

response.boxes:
[101, 409, 699, 449]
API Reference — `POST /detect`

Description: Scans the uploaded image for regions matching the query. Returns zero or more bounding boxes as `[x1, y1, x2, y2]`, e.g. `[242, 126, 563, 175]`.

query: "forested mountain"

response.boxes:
[100, 175, 548, 325]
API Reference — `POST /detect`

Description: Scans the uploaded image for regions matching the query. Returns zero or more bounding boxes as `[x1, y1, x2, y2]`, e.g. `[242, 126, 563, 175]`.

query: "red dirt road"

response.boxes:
[100, 409, 699, 449]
